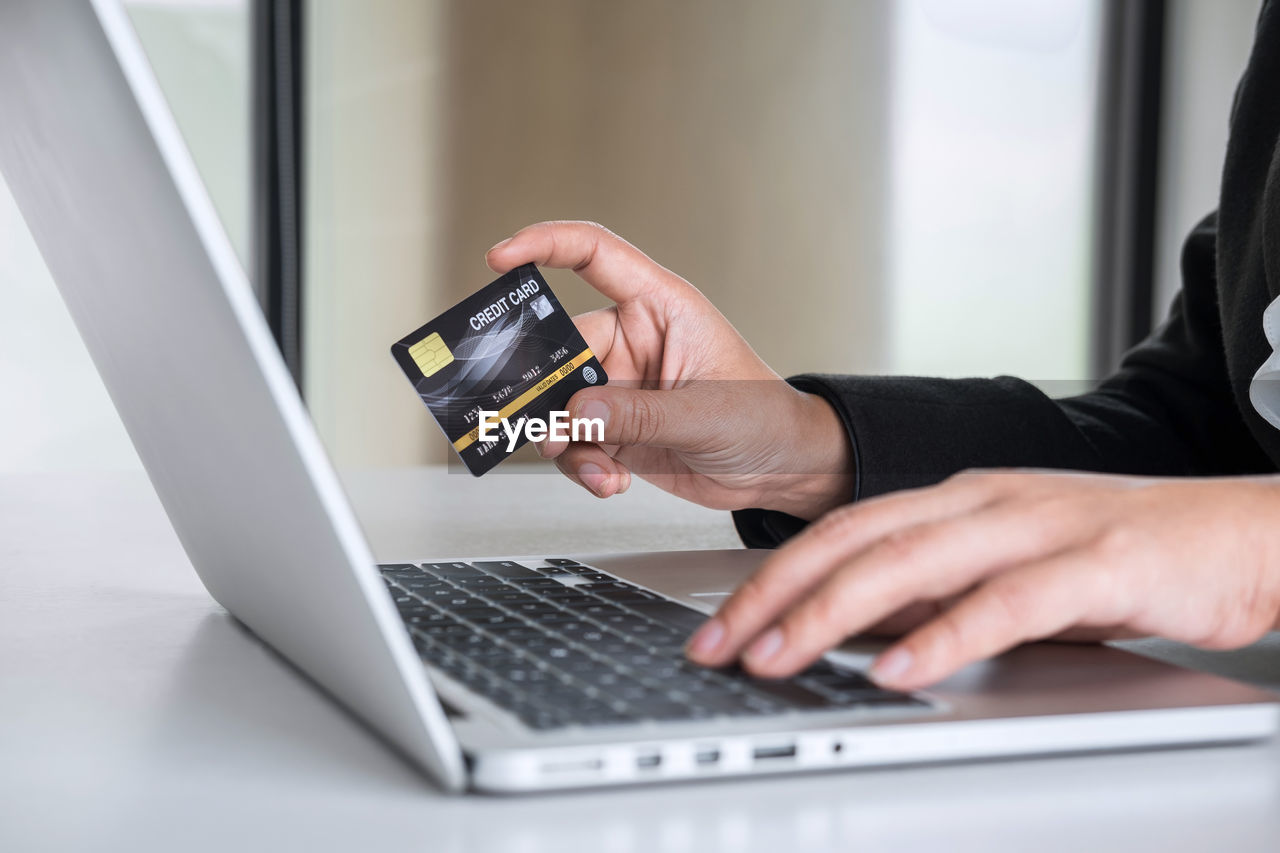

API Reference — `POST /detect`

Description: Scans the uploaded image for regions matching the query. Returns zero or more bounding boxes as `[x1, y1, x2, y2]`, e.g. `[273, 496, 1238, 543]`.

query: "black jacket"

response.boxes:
[736, 1, 1280, 548]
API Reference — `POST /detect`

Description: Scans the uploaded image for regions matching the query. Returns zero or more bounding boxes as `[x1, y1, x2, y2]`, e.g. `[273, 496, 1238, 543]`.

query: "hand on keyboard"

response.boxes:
[381, 559, 926, 731]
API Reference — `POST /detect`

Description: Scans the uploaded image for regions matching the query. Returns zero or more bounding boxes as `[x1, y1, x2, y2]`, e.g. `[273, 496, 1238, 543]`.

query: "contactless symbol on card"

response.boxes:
[390, 264, 608, 476]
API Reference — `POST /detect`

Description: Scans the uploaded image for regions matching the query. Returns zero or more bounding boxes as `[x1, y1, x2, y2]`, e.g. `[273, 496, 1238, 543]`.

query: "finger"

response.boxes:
[868, 554, 1113, 690]
[537, 434, 570, 460]
[537, 431, 621, 461]
[485, 221, 666, 305]
[567, 386, 715, 451]
[572, 307, 620, 364]
[533, 307, 619, 464]
[861, 599, 950, 638]
[554, 442, 632, 498]
[686, 472, 1011, 667]
[735, 501, 1078, 677]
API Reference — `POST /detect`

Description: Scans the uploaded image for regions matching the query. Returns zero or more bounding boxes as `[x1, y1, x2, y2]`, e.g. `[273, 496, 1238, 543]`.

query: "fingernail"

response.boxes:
[487, 237, 512, 253]
[578, 462, 609, 496]
[575, 398, 610, 429]
[744, 628, 784, 663]
[869, 647, 913, 687]
[533, 438, 548, 458]
[686, 618, 724, 658]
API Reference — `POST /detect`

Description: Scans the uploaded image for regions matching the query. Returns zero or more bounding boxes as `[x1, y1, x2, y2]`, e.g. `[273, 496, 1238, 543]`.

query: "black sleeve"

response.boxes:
[733, 212, 1273, 548]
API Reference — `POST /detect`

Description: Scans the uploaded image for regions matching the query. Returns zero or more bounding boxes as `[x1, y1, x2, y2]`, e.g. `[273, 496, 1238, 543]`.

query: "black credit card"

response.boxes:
[390, 264, 607, 475]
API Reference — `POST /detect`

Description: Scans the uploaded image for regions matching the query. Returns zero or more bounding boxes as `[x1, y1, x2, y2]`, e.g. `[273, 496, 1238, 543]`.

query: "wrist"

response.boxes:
[765, 390, 856, 521]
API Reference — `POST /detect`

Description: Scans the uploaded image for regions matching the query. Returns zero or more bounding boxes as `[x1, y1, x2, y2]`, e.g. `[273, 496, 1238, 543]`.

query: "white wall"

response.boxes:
[305, 0, 446, 470]
[0, 0, 247, 474]
[887, 0, 1101, 380]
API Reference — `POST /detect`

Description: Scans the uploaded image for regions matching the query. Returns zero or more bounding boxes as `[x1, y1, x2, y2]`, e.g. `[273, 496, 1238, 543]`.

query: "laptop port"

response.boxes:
[541, 757, 604, 774]
[752, 743, 797, 762]
[695, 747, 721, 766]
[636, 752, 662, 769]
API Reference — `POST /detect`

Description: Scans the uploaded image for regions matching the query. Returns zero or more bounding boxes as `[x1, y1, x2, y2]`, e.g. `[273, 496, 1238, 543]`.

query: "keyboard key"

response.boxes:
[624, 622, 679, 641]
[379, 563, 421, 574]
[540, 586, 588, 599]
[472, 560, 543, 579]
[413, 623, 471, 638]
[688, 695, 774, 717]
[396, 578, 452, 593]
[551, 625, 608, 645]
[425, 592, 466, 607]
[435, 632, 489, 651]
[454, 644, 517, 661]
[574, 603, 627, 618]
[619, 651, 658, 668]
[508, 578, 564, 589]
[565, 699, 634, 723]
[404, 611, 451, 627]
[484, 624, 544, 640]
[488, 591, 540, 604]
[510, 601, 559, 614]
[537, 566, 576, 577]
[542, 619, 592, 633]
[577, 581, 638, 593]
[558, 658, 618, 679]
[452, 606, 509, 622]
[593, 589, 659, 603]
[543, 558, 582, 566]
[527, 612, 579, 624]
[595, 613, 649, 630]
[452, 576, 509, 589]
[423, 562, 485, 577]
[549, 594, 600, 607]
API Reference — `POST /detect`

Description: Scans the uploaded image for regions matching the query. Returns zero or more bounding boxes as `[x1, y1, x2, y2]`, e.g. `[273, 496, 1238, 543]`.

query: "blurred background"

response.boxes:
[0, 0, 1262, 473]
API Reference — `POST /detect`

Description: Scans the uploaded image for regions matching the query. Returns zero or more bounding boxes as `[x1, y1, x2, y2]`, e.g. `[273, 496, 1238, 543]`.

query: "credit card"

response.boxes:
[390, 264, 607, 475]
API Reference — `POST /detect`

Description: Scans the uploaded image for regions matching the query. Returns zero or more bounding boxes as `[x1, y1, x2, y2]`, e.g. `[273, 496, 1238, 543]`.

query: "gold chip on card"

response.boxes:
[408, 331, 454, 378]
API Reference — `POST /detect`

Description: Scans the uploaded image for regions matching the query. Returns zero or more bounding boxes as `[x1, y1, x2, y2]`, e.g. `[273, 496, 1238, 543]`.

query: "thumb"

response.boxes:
[568, 386, 713, 451]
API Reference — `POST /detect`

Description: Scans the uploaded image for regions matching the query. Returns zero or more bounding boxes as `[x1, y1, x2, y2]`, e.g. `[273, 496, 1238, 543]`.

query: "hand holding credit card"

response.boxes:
[391, 264, 607, 475]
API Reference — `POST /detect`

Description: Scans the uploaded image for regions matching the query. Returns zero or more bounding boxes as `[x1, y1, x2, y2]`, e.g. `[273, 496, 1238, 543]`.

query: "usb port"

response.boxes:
[636, 752, 662, 769]
[541, 757, 604, 774]
[695, 747, 721, 765]
[752, 743, 797, 762]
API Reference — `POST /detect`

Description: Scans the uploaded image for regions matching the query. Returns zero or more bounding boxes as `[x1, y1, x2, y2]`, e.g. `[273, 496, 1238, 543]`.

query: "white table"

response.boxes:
[4, 466, 1280, 852]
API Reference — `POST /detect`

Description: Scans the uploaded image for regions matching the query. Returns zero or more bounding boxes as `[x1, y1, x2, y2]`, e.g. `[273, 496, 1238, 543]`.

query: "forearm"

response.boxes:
[763, 389, 857, 521]
[786, 373, 1105, 499]
[735, 372, 1139, 548]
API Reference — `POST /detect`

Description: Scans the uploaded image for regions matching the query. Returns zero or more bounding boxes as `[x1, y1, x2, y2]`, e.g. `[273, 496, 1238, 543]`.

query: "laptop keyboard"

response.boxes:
[380, 559, 929, 731]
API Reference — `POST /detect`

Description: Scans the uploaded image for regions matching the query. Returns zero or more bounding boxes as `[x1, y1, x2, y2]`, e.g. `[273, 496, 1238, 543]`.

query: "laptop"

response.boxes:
[1, 0, 1275, 794]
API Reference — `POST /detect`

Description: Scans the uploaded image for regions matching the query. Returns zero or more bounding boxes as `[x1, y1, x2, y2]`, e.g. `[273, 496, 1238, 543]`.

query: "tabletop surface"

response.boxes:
[4, 465, 1280, 852]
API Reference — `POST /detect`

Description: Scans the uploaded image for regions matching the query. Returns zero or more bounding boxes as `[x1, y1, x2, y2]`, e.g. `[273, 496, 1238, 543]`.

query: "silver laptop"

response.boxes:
[2, 0, 1276, 794]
